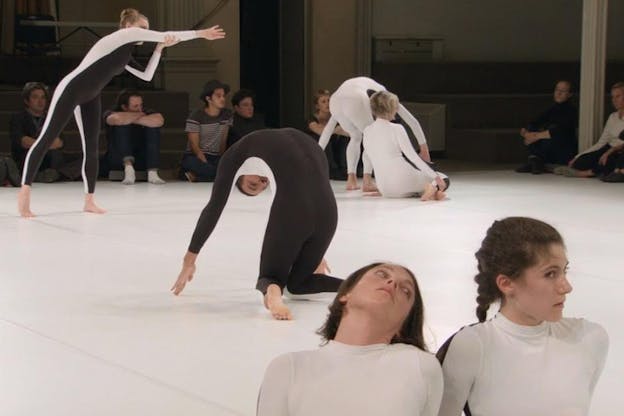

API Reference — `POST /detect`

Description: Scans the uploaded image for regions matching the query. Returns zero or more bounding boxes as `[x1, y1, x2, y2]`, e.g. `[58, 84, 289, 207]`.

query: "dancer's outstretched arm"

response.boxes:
[397, 103, 431, 162]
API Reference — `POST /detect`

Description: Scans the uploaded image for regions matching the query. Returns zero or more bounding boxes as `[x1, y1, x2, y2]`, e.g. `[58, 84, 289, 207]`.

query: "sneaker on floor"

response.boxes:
[148, 170, 166, 184]
[601, 172, 624, 182]
[553, 166, 579, 177]
[34, 168, 60, 183]
[184, 171, 196, 182]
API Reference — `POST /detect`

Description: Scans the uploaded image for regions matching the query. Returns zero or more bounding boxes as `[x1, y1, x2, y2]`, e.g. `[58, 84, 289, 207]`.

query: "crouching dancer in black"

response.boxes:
[171, 128, 343, 320]
[17, 8, 225, 217]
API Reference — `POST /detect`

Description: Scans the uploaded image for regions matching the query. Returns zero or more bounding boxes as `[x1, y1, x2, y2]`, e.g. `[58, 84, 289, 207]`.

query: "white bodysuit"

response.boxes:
[257, 341, 443, 416]
[363, 119, 444, 197]
[438, 313, 609, 416]
[318, 77, 428, 175]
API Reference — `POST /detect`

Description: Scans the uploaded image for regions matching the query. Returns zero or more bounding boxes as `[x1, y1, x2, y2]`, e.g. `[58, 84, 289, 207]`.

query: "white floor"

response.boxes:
[1, 171, 622, 416]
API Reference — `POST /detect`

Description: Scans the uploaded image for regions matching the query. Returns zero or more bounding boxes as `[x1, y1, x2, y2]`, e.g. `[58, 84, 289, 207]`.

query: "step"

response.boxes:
[446, 128, 527, 163]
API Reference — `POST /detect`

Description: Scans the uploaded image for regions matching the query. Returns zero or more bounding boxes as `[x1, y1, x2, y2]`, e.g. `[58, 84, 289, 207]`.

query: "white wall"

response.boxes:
[372, 0, 623, 61]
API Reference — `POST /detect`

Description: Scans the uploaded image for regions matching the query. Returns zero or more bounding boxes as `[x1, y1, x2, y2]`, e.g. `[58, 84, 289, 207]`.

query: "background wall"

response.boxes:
[372, 0, 623, 62]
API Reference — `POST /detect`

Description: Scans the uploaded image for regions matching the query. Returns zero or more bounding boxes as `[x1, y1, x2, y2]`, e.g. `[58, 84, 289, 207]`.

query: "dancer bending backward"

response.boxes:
[364, 91, 448, 200]
[437, 217, 609, 416]
[17, 8, 225, 217]
[171, 128, 343, 320]
[318, 76, 432, 191]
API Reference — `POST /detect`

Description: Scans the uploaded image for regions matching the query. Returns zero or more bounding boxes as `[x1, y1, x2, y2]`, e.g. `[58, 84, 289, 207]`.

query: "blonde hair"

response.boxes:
[611, 82, 624, 94]
[370, 90, 399, 119]
[119, 8, 147, 29]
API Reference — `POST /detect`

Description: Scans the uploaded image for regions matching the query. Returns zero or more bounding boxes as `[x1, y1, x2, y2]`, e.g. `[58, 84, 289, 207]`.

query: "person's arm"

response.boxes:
[123, 26, 225, 81]
[437, 329, 482, 416]
[395, 125, 438, 180]
[396, 104, 431, 162]
[308, 120, 324, 136]
[171, 149, 243, 295]
[10, 113, 35, 149]
[105, 111, 145, 126]
[334, 125, 350, 137]
[317, 116, 337, 149]
[187, 132, 207, 162]
[257, 354, 292, 416]
[135, 112, 164, 128]
[580, 116, 613, 155]
[420, 354, 443, 416]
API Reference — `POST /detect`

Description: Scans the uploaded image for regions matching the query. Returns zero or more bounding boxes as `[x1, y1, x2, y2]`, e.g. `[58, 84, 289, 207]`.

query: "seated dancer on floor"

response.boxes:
[317, 76, 432, 191]
[171, 128, 343, 320]
[363, 91, 448, 200]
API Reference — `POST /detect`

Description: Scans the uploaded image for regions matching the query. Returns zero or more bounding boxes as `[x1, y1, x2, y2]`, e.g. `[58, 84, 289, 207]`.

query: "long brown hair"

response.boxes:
[317, 262, 427, 350]
[474, 217, 564, 322]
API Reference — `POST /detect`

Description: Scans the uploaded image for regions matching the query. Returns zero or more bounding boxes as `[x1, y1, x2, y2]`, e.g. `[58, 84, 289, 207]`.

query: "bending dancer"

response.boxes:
[364, 91, 448, 199]
[171, 128, 343, 320]
[318, 76, 431, 191]
[258, 262, 443, 415]
[437, 217, 609, 416]
[17, 8, 225, 217]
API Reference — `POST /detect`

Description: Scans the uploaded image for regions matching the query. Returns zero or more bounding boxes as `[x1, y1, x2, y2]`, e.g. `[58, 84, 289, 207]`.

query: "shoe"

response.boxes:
[529, 155, 545, 174]
[601, 172, 624, 182]
[34, 168, 60, 183]
[553, 166, 579, 177]
[3, 157, 21, 186]
[184, 171, 196, 182]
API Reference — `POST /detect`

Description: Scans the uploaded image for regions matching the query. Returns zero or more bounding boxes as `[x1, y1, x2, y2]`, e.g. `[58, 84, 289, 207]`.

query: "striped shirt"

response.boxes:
[185, 108, 233, 155]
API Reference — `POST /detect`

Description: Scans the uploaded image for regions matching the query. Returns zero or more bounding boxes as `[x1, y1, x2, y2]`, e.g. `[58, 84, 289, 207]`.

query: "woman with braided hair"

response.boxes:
[17, 8, 225, 217]
[436, 217, 608, 416]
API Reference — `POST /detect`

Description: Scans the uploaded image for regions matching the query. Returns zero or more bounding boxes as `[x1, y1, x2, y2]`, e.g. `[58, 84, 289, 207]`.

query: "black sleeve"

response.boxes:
[9, 113, 28, 150]
[187, 148, 245, 253]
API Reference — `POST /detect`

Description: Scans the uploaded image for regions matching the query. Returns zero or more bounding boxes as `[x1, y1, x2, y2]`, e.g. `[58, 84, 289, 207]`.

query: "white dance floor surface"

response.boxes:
[1, 171, 622, 415]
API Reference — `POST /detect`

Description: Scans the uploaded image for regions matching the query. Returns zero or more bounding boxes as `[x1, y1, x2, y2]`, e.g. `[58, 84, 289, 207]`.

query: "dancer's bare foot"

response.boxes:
[264, 284, 293, 320]
[84, 194, 107, 214]
[17, 185, 35, 218]
[420, 183, 438, 201]
[362, 174, 378, 193]
[314, 258, 331, 274]
[434, 190, 447, 200]
[346, 173, 360, 190]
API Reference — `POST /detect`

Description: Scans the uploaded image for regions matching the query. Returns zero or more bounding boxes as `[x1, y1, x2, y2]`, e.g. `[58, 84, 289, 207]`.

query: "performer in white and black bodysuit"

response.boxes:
[317, 77, 431, 191]
[171, 128, 343, 320]
[364, 91, 448, 200]
[437, 217, 609, 416]
[17, 8, 225, 217]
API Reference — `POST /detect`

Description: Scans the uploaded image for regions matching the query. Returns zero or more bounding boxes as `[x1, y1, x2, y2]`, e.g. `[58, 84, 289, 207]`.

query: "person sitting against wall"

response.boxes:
[516, 80, 578, 174]
[226, 88, 266, 148]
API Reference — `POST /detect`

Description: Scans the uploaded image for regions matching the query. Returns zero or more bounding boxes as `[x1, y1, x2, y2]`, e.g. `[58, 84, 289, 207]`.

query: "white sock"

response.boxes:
[122, 164, 135, 185]
[148, 170, 165, 184]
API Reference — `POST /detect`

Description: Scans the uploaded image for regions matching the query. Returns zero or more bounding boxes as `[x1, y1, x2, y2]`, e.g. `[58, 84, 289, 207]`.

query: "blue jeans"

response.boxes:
[181, 153, 220, 182]
[107, 125, 161, 170]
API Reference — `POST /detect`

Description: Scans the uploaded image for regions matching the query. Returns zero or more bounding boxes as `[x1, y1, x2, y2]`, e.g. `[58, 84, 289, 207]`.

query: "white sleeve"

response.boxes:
[580, 116, 612, 155]
[584, 321, 609, 395]
[395, 125, 437, 180]
[438, 329, 482, 416]
[318, 116, 337, 150]
[125, 49, 162, 81]
[257, 354, 292, 416]
[397, 103, 427, 145]
[420, 354, 443, 416]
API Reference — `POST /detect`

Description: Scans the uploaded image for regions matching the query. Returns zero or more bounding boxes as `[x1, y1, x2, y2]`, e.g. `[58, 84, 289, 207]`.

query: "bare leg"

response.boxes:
[362, 173, 378, 193]
[84, 193, 106, 214]
[17, 185, 35, 218]
[346, 173, 360, 190]
[263, 284, 293, 320]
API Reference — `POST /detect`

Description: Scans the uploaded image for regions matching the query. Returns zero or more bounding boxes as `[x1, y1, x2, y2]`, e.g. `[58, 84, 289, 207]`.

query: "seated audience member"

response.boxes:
[516, 80, 578, 174]
[307, 89, 349, 180]
[181, 80, 233, 182]
[437, 217, 609, 416]
[226, 89, 266, 148]
[554, 82, 624, 178]
[257, 262, 443, 416]
[0, 156, 21, 187]
[9, 82, 65, 183]
[104, 89, 166, 184]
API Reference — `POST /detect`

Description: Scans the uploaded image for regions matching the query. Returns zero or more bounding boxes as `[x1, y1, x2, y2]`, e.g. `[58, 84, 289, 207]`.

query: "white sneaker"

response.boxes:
[148, 170, 166, 184]
[122, 165, 135, 185]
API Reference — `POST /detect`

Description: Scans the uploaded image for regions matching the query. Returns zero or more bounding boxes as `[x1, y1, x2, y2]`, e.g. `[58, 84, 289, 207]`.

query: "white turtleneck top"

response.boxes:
[257, 340, 443, 416]
[438, 313, 609, 416]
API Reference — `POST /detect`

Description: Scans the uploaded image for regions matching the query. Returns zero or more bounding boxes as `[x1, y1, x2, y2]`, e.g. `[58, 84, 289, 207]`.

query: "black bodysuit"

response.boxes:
[21, 27, 198, 193]
[188, 128, 343, 295]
